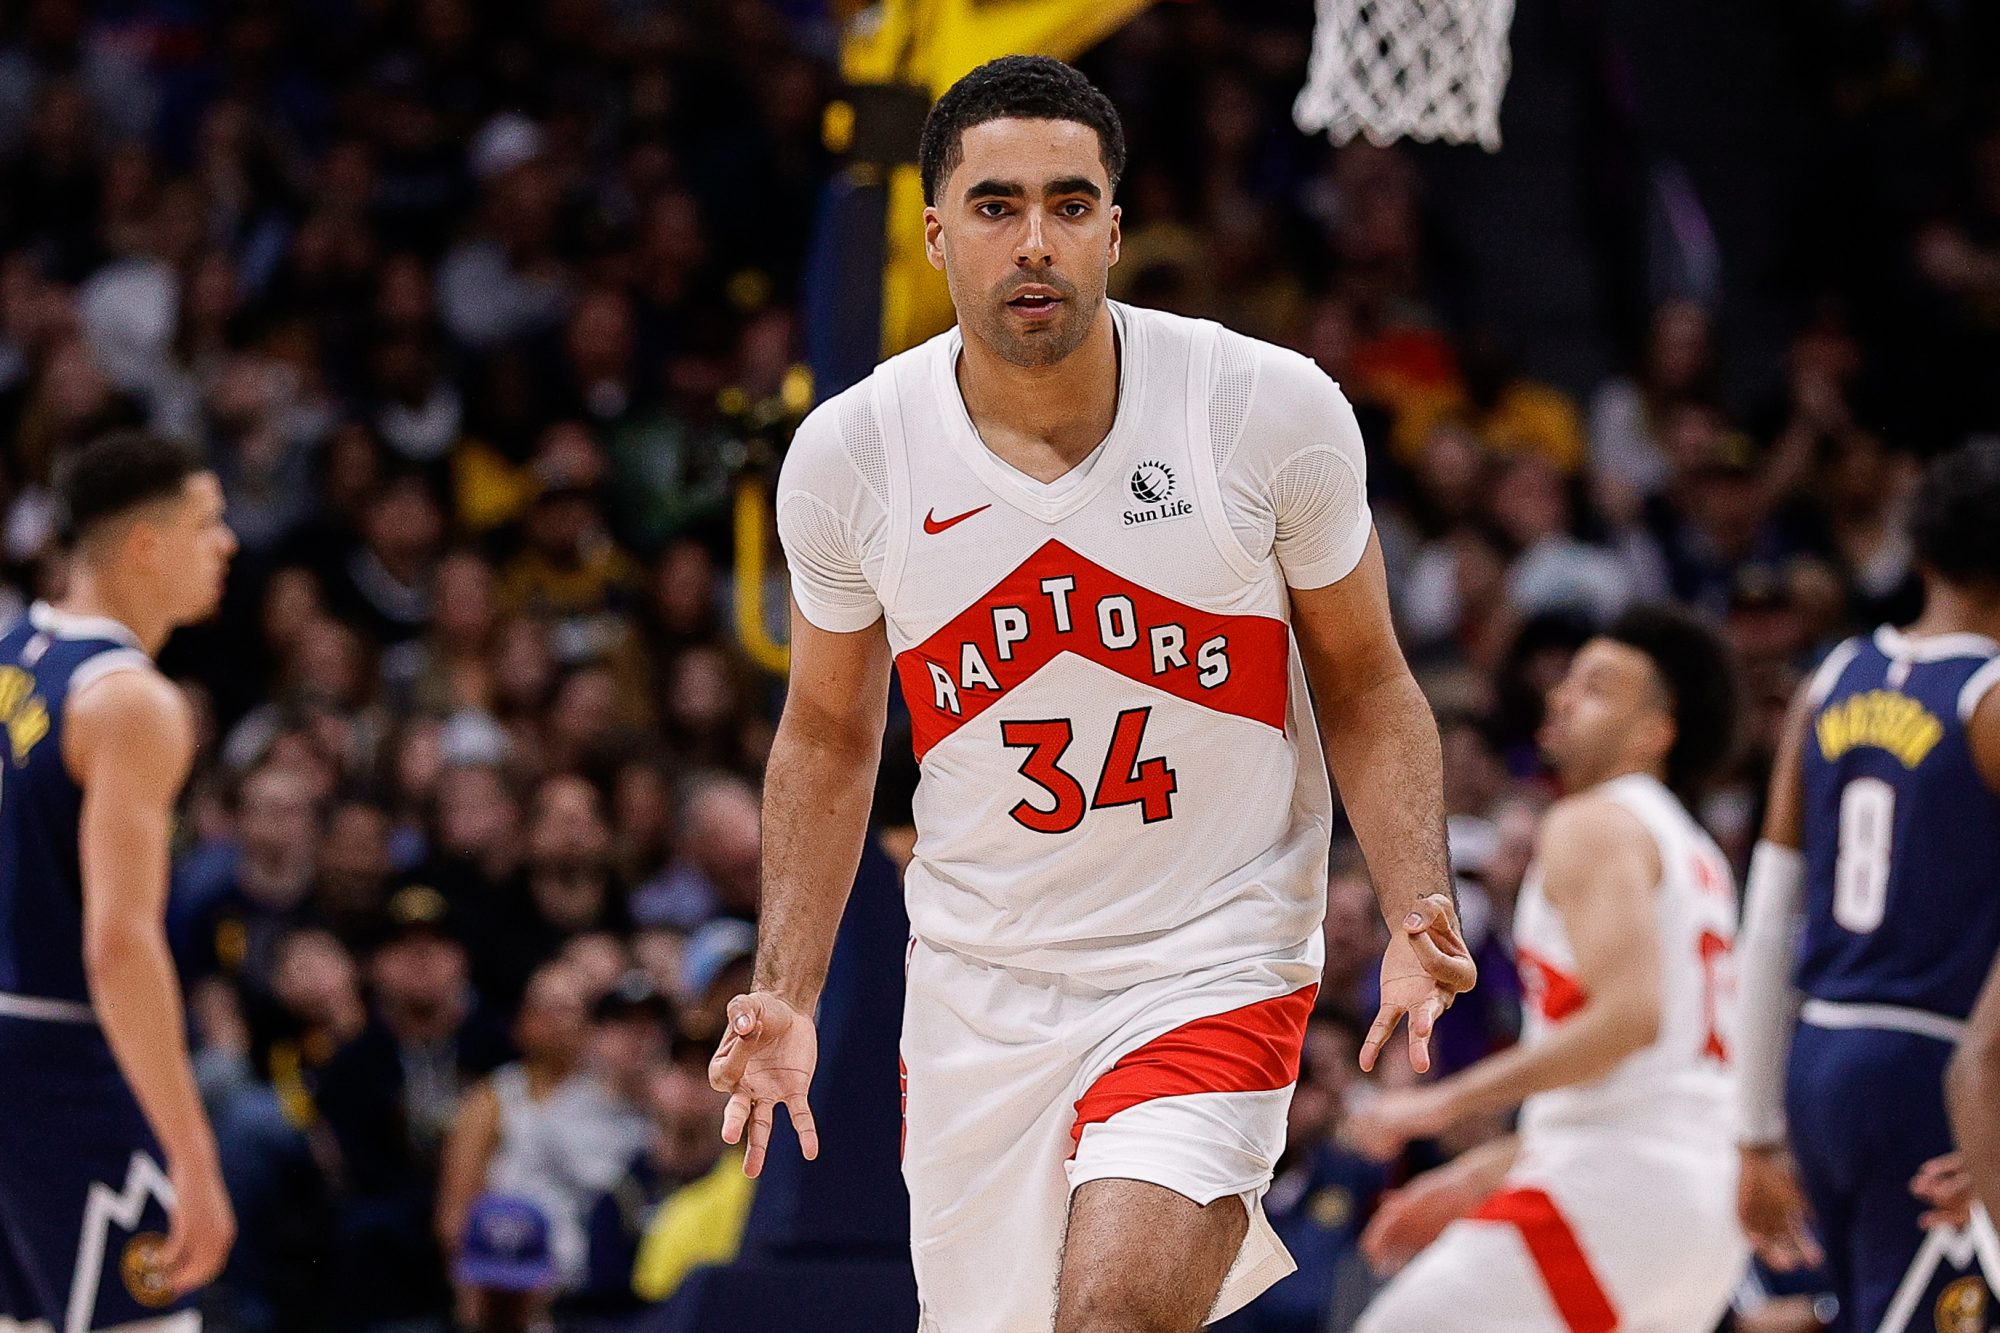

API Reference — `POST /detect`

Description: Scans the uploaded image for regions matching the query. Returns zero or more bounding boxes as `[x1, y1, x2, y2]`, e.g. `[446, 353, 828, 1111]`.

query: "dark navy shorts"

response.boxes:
[1786, 1019, 1997, 1333]
[0, 1012, 199, 1331]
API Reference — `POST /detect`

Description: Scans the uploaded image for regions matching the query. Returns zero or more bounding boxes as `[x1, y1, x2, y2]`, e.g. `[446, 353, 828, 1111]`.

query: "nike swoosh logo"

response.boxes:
[923, 504, 991, 535]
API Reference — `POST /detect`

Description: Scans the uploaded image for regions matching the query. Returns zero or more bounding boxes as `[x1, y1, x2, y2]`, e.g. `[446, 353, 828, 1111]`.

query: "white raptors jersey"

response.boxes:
[777, 302, 1374, 985]
[1514, 774, 1740, 1142]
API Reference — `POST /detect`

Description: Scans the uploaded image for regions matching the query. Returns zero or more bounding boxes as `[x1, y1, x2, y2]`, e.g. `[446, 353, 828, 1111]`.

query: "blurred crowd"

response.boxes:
[2, 0, 1997, 1330]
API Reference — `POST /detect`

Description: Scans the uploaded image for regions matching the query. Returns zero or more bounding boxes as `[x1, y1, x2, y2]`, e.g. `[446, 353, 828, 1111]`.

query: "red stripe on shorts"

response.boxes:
[1471, 1188, 1618, 1333]
[1068, 983, 1317, 1156]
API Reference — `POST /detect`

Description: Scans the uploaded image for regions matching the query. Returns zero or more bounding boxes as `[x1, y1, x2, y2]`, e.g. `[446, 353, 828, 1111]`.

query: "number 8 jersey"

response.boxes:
[1796, 626, 2000, 1020]
[777, 302, 1373, 986]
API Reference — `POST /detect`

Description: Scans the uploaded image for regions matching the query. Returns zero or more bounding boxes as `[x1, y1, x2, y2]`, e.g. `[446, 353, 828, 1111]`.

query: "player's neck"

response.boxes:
[1563, 756, 1663, 794]
[955, 303, 1120, 471]
[56, 565, 171, 656]
[1906, 580, 2000, 645]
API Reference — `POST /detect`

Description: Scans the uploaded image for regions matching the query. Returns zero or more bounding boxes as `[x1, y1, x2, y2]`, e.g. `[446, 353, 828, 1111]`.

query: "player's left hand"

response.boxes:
[1912, 1152, 1974, 1230]
[1362, 893, 1477, 1075]
[160, 1150, 236, 1296]
[1359, 1154, 1487, 1274]
[1343, 1083, 1458, 1162]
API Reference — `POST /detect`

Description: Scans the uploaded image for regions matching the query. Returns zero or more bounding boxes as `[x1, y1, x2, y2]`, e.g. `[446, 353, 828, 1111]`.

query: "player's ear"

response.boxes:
[1107, 203, 1121, 268]
[117, 516, 161, 573]
[924, 207, 946, 272]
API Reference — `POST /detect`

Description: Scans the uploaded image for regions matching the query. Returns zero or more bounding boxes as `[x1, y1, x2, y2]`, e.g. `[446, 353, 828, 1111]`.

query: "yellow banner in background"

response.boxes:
[842, 0, 1154, 355]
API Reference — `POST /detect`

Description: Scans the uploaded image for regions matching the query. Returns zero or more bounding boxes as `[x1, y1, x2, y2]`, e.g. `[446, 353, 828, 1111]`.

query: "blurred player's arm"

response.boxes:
[1737, 688, 1811, 1148]
[1946, 680, 2000, 1218]
[1346, 794, 1662, 1158]
[1737, 689, 1824, 1271]
[1948, 953, 2000, 1220]
[67, 667, 235, 1292]
[1291, 533, 1474, 1074]
[1359, 1132, 1518, 1276]
[1433, 794, 1661, 1117]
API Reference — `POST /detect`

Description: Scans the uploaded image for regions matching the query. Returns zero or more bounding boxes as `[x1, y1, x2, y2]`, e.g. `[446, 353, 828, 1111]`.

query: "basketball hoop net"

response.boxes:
[1293, 0, 1514, 151]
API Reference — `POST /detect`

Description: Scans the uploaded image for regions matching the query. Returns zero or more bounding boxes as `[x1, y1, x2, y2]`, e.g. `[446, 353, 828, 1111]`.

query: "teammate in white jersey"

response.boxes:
[1350, 606, 1749, 1332]
[706, 55, 1475, 1332]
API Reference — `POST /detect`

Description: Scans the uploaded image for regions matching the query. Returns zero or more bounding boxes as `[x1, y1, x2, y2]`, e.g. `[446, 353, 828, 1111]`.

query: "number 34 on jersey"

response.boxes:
[892, 540, 1293, 833]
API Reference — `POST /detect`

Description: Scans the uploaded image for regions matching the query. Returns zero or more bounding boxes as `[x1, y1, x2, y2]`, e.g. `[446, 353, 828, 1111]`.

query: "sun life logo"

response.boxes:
[1122, 459, 1193, 527]
[1129, 460, 1174, 505]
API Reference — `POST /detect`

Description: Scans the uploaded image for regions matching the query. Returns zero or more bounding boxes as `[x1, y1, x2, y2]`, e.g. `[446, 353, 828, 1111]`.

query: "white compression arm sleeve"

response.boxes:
[1736, 840, 1806, 1145]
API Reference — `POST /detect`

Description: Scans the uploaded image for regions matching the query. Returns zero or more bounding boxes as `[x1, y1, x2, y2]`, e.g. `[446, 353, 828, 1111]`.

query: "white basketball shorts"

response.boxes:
[899, 934, 1321, 1333]
[1357, 1126, 1746, 1333]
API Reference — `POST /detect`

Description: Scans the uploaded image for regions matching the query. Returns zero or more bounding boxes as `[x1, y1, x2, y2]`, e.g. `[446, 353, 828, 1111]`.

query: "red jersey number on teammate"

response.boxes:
[1002, 707, 1178, 833]
[1696, 927, 1732, 1063]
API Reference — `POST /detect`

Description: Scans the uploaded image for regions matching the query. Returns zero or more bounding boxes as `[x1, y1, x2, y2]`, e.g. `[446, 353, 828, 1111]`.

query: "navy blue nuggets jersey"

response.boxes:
[0, 602, 197, 1331]
[1787, 625, 2000, 1333]
[0, 604, 152, 1013]
[1797, 626, 2000, 1018]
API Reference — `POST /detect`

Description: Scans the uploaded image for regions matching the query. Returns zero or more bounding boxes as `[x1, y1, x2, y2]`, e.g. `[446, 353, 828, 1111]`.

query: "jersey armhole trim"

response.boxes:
[1959, 655, 2000, 724]
[1185, 323, 1266, 583]
[1806, 638, 1862, 707]
[68, 649, 155, 697]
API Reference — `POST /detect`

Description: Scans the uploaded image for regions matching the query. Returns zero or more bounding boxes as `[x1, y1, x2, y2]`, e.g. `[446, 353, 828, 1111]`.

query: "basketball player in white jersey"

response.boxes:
[1348, 606, 1749, 1332]
[706, 55, 1476, 1332]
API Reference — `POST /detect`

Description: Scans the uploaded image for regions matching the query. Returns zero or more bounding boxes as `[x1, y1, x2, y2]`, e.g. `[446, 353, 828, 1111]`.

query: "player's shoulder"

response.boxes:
[782, 373, 896, 505]
[1248, 345, 1355, 433]
[66, 658, 181, 728]
[1120, 303, 1343, 395]
[1177, 315, 1362, 466]
[1540, 787, 1654, 858]
[64, 659, 189, 772]
[790, 375, 874, 459]
[1123, 305, 1364, 481]
[789, 323, 956, 462]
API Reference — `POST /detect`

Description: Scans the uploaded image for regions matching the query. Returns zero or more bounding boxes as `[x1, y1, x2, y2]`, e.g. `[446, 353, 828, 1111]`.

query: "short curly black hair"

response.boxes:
[917, 55, 1126, 207]
[1603, 603, 1741, 797]
[1911, 437, 2000, 593]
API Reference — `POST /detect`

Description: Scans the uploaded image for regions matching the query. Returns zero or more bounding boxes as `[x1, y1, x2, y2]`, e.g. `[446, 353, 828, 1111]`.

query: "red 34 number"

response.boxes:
[1001, 707, 1177, 833]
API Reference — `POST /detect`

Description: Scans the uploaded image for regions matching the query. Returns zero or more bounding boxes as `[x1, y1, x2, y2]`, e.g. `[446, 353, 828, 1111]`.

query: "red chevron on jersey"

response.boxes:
[1518, 945, 1588, 1023]
[894, 539, 1289, 761]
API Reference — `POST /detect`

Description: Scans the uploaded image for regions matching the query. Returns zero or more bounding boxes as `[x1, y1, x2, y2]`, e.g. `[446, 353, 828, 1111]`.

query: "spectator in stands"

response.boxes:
[1588, 298, 1717, 497]
[629, 1058, 753, 1305]
[630, 773, 761, 931]
[316, 885, 512, 1328]
[178, 763, 322, 996]
[439, 963, 658, 1323]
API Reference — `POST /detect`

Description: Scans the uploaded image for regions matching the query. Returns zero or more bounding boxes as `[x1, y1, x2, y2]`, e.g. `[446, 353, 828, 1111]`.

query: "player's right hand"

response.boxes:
[1737, 1144, 1824, 1272]
[161, 1152, 236, 1295]
[709, 990, 821, 1178]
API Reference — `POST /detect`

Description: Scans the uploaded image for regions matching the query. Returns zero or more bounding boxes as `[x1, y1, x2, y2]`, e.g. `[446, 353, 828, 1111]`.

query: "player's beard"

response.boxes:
[971, 271, 1100, 369]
